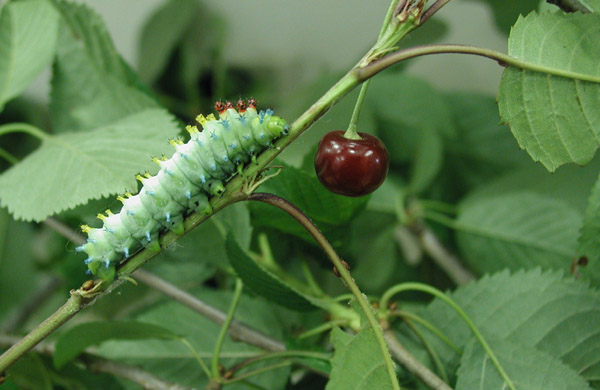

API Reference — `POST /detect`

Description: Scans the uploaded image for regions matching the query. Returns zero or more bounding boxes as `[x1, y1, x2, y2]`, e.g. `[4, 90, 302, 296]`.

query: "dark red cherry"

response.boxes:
[314, 130, 389, 197]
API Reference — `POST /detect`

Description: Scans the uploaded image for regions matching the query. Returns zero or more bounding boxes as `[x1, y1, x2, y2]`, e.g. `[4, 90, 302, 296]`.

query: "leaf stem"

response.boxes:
[221, 361, 292, 385]
[211, 278, 244, 379]
[178, 337, 211, 378]
[0, 123, 48, 141]
[388, 310, 460, 354]
[247, 192, 400, 390]
[0, 147, 18, 165]
[358, 44, 600, 84]
[380, 282, 516, 390]
[227, 350, 331, 375]
[297, 319, 350, 340]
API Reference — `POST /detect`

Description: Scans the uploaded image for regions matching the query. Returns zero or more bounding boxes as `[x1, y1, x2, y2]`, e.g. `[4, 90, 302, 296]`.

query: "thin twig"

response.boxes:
[133, 269, 285, 352]
[0, 276, 63, 334]
[383, 328, 453, 390]
[0, 335, 191, 390]
[546, 0, 590, 13]
[416, 224, 474, 286]
[421, 0, 453, 24]
[44, 218, 85, 245]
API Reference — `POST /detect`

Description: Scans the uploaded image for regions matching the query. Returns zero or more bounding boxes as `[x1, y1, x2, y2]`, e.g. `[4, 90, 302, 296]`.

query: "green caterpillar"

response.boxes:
[77, 99, 289, 281]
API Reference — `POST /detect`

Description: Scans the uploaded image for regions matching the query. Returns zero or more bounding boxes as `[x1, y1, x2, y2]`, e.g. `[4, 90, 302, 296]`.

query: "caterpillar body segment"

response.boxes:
[78, 100, 290, 281]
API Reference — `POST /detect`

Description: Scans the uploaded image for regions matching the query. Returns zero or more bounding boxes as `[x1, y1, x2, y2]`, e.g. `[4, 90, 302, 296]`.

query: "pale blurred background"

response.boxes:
[24, 0, 524, 102]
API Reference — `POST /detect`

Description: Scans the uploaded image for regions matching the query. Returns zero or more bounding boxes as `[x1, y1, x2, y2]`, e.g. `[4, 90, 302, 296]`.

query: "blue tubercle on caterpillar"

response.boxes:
[77, 99, 290, 281]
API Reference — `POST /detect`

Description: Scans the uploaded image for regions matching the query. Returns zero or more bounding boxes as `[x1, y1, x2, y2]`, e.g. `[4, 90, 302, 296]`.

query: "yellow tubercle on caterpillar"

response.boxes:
[97, 213, 107, 221]
[106, 209, 114, 216]
[195, 115, 208, 126]
[116, 191, 134, 204]
[151, 157, 162, 166]
[185, 125, 199, 134]
[169, 138, 184, 147]
[135, 174, 146, 183]
[80, 224, 92, 233]
[144, 172, 152, 179]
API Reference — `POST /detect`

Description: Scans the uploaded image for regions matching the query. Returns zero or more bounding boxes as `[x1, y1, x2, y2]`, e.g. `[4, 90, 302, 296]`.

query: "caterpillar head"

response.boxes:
[266, 116, 290, 137]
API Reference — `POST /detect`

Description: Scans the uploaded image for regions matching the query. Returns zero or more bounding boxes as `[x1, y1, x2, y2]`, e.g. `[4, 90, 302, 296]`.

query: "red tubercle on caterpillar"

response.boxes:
[215, 101, 226, 115]
[247, 98, 258, 110]
[236, 99, 247, 113]
[225, 101, 235, 110]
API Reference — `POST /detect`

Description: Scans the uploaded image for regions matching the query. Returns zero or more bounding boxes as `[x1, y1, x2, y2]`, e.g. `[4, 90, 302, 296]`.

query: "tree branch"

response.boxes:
[415, 224, 474, 286]
[0, 335, 191, 390]
[132, 269, 285, 352]
[421, 0, 453, 23]
[546, 0, 591, 13]
[383, 329, 453, 390]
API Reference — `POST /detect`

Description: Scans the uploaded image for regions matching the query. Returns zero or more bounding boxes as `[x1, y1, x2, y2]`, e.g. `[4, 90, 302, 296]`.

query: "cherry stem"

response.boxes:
[344, 80, 369, 140]
[344, 0, 399, 140]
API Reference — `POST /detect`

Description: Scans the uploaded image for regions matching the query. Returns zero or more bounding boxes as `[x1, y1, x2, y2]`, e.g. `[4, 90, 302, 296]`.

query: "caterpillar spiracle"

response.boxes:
[77, 99, 289, 281]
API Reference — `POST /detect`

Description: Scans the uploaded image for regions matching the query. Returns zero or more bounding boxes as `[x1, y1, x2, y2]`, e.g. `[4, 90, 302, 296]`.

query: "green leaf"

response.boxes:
[455, 191, 581, 274]
[466, 0, 540, 34]
[419, 269, 600, 381]
[350, 211, 420, 293]
[53, 320, 180, 368]
[0, 0, 58, 111]
[368, 73, 451, 192]
[444, 92, 531, 189]
[137, 0, 199, 84]
[578, 173, 600, 285]
[456, 338, 592, 390]
[580, 0, 600, 12]
[50, 1, 159, 132]
[0, 208, 40, 324]
[497, 12, 600, 172]
[6, 354, 53, 390]
[326, 326, 395, 390]
[460, 158, 600, 212]
[369, 73, 455, 142]
[226, 234, 320, 311]
[250, 163, 368, 247]
[96, 290, 293, 389]
[408, 126, 443, 194]
[0, 109, 179, 221]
